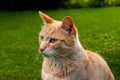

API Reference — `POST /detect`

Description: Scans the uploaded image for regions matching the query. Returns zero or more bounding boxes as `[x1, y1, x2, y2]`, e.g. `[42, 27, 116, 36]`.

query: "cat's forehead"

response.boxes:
[40, 21, 62, 36]
[47, 21, 62, 28]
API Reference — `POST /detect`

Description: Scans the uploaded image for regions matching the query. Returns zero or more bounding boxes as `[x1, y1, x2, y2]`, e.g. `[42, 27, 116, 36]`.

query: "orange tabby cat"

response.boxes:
[38, 11, 114, 80]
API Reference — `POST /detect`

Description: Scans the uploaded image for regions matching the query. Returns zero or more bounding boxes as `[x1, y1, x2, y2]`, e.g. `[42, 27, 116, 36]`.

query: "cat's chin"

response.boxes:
[41, 53, 49, 57]
[40, 49, 56, 57]
[39, 51, 49, 57]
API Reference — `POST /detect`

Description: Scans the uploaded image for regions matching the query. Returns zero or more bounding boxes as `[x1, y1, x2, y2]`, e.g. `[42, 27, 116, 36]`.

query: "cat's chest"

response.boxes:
[41, 56, 88, 80]
[42, 71, 80, 80]
[42, 68, 87, 80]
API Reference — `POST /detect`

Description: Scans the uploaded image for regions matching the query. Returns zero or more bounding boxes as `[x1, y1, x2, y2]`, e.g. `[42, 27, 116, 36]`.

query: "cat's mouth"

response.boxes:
[39, 48, 45, 54]
[39, 49, 49, 57]
[39, 48, 56, 57]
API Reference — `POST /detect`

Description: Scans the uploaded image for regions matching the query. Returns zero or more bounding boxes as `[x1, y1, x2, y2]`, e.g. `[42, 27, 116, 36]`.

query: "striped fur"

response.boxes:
[39, 11, 114, 80]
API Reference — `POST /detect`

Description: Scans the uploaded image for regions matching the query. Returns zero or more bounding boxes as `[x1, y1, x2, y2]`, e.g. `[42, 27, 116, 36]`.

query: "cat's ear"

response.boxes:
[39, 11, 54, 25]
[61, 16, 76, 34]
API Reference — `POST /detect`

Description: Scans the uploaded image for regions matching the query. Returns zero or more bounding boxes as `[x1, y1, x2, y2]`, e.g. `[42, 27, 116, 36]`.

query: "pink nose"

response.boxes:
[40, 48, 45, 52]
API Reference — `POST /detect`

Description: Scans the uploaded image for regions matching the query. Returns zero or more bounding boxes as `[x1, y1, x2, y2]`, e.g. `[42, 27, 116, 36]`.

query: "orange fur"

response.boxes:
[38, 11, 114, 80]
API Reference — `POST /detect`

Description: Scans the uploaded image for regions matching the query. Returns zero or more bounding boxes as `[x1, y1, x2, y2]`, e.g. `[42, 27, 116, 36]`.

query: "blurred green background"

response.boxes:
[0, 0, 120, 80]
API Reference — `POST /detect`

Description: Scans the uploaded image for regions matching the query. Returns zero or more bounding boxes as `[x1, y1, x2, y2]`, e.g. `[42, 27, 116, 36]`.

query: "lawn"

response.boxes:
[0, 7, 120, 80]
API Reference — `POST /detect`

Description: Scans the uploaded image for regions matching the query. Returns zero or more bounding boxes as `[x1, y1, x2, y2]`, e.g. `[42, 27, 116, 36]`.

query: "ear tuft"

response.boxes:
[62, 16, 75, 34]
[39, 11, 54, 24]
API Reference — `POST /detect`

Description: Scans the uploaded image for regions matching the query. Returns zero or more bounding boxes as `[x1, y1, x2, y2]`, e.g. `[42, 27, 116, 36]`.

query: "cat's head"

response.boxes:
[39, 11, 78, 57]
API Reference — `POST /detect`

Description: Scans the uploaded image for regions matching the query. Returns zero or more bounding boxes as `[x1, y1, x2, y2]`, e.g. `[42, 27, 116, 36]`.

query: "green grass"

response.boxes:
[0, 7, 120, 80]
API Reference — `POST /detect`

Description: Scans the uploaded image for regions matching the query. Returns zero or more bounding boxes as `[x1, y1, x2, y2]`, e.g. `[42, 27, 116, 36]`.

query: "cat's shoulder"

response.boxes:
[85, 50, 106, 63]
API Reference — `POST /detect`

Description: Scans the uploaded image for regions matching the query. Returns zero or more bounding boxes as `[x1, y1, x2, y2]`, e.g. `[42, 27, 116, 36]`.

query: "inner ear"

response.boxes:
[61, 16, 75, 34]
[62, 24, 72, 34]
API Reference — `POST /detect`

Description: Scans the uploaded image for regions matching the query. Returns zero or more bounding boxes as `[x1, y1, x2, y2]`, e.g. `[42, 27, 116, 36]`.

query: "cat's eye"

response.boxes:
[40, 36, 44, 40]
[49, 38, 58, 43]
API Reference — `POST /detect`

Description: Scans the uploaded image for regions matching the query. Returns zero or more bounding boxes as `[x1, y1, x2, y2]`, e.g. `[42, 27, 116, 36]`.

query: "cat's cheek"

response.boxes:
[60, 43, 70, 49]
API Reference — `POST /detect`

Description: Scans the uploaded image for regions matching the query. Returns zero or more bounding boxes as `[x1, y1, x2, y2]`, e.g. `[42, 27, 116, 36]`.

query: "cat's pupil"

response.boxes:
[49, 38, 58, 43]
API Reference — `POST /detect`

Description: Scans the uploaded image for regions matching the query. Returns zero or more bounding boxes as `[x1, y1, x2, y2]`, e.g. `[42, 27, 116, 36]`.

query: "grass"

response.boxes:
[0, 7, 120, 80]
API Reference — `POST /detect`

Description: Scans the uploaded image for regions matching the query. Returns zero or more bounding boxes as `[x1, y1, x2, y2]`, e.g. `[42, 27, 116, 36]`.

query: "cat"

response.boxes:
[38, 11, 115, 80]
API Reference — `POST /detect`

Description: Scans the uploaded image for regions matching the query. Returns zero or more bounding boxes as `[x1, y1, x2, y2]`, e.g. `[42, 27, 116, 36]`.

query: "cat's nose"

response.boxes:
[40, 48, 45, 53]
